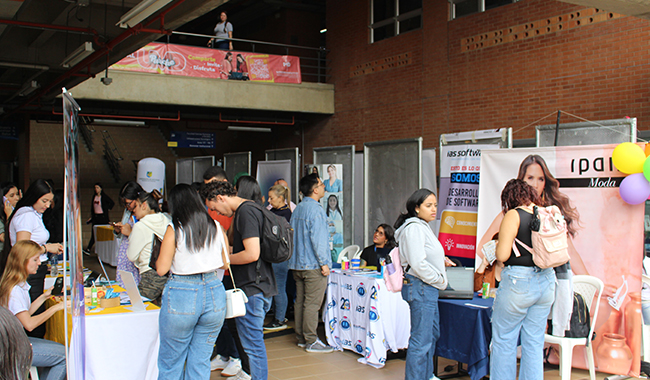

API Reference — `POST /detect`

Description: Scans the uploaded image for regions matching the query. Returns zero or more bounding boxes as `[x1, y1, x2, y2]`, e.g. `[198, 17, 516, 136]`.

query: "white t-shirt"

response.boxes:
[10, 206, 50, 262]
[7, 282, 31, 315]
[171, 221, 227, 275]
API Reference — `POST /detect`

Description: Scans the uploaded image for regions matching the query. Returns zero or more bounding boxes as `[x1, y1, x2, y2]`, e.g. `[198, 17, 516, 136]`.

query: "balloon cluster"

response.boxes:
[613, 142, 650, 205]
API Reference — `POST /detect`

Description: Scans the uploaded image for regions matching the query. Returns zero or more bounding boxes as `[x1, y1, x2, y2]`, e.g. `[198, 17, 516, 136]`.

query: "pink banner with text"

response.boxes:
[112, 42, 301, 84]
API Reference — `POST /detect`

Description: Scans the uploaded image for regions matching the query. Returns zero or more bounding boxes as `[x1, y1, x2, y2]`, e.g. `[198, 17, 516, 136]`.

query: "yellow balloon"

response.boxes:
[613, 142, 646, 174]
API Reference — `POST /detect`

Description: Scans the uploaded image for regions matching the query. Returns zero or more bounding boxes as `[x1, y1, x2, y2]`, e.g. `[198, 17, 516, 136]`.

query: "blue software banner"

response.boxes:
[168, 131, 215, 149]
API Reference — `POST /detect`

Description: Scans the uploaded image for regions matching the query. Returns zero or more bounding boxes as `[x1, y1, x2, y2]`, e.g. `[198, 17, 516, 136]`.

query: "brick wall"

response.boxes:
[309, 0, 650, 163]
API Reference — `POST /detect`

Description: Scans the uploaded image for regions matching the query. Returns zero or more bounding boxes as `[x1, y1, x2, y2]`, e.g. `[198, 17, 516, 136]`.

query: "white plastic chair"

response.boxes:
[642, 274, 650, 362]
[29, 366, 39, 380]
[337, 245, 360, 263]
[544, 275, 604, 380]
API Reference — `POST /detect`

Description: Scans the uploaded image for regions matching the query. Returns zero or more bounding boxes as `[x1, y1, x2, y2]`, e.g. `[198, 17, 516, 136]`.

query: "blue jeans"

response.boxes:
[158, 272, 226, 380]
[490, 266, 556, 380]
[401, 273, 440, 380]
[30, 337, 66, 380]
[235, 293, 271, 380]
[643, 301, 650, 325]
[272, 261, 289, 321]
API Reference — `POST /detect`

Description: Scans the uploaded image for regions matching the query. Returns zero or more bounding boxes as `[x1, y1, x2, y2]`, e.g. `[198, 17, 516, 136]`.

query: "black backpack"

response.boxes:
[564, 292, 592, 340]
[235, 202, 294, 264]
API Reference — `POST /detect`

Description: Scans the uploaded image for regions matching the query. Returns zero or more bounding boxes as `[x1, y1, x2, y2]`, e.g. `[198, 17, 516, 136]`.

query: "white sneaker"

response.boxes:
[221, 358, 242, 377]
[226, 369, 251, 380]
[305, 339, 333, 353]
[210, 354, 229, 371]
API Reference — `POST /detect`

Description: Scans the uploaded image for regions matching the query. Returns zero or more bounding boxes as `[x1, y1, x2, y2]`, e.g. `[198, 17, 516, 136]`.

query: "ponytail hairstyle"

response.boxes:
[136, 189, 163, 212]
[394, 188, 436, 229]
[269, 184, 291, 207]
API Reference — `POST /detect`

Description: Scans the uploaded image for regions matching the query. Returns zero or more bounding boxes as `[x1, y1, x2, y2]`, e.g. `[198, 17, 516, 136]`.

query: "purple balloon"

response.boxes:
[619, 173, 650, 205]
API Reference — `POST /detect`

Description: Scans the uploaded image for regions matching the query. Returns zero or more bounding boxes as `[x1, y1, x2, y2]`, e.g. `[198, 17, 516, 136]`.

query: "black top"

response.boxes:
[360, 245, 392, 267]
[270, 205, 291, 223]
[504, 208, 536, 267]
[231, 201, 277, 298]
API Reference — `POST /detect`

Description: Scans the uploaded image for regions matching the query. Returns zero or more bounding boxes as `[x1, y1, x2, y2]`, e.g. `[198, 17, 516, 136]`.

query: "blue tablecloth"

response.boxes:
[436, 293, 493, 380]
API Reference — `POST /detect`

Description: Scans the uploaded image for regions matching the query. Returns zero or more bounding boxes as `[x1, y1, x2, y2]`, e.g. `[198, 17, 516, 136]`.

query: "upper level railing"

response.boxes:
[169, 32, 330, 84]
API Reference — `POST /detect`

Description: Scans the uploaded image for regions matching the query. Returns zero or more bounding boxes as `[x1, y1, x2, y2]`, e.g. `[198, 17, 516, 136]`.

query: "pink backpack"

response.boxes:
[513, 205, 570, 269]
[383, 247, 403, 292]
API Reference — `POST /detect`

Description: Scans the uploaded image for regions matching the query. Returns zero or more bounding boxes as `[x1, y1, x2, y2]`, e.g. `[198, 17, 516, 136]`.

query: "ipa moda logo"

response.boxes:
[369, 306, 379, 322]
[356, 282, 366, 297]
[146, 171, 153, 178]
[445, 215, 455, 229]
[370, 285, 378, 300]
[328, 317, 337, 333]
[340, 316, 351, 330]
[445, 238, 455, 251]
[355, 340, 364, 354]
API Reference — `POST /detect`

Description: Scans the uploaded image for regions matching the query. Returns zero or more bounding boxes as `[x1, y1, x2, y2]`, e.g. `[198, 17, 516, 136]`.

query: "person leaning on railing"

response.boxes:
[208, 11, 233, 50]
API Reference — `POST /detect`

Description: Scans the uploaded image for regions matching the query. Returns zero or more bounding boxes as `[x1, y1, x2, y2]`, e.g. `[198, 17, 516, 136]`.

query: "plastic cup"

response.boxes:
[351, 258, 360, 270]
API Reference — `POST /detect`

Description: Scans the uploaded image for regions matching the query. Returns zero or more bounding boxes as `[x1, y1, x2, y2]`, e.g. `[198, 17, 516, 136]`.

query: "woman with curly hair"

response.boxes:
[490, 179, 556, 380]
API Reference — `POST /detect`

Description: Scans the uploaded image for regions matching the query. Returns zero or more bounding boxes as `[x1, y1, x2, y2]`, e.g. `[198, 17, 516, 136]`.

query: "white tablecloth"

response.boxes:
[324, 271, 411, 368]
[70, 308, 160, 380]
[94, 224, 118, 266]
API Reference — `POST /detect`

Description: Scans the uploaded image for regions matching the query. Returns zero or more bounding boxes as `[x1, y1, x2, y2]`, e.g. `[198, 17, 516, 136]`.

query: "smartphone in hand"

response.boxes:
[52, 277, 64, 296]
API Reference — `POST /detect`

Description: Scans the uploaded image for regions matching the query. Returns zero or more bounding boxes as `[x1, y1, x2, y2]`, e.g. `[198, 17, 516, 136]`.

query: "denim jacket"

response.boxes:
[289, 197, 331, 270]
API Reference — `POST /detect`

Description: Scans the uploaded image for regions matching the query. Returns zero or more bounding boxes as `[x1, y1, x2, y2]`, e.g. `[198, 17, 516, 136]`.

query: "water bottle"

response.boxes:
[385, 254, 396, 275]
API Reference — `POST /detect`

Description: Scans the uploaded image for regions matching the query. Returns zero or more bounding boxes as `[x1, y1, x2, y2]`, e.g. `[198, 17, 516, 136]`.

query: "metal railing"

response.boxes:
[170, 32, 330, 83]
[79, 117, 94, 153]
[101, 130, 123, 183]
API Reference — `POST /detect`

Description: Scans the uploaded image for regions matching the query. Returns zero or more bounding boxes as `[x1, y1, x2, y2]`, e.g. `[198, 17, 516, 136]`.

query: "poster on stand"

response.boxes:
[321, 164, 344, 262]
[62, 88, 85, 379]
[438, 144, 498, 266]
[476, 145, 643, 377]
[256, 160, 292, 207]
[112, 42, 301, 84]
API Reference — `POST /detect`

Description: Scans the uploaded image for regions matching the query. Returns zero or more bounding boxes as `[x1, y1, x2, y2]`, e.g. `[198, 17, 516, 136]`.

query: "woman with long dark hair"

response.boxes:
[156, 184, 228, 379]
[394, 189, 447, 380]
[325, 194, 342, 221]
[114, 181, 144, 286]
[360, 224, 396, 268]
[125, 190, 169, 303]
[0, 182, 20, 252]
[236, 175, 264, 205]
[85, 183, 114, 252]
[208, 11, 233, 50]
[490, 179, 556, 380]
[0, 240, 67, 380]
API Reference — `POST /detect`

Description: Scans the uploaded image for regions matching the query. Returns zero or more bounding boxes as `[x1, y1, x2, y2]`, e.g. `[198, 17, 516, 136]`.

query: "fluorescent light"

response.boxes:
[61, 42, 94, 68]
[94, 119, 146, 127]
[320, 28, 327, 33]
[227, 126, 272, 133]
[18, 81, 40, 96]
[117, 0, 174, 28]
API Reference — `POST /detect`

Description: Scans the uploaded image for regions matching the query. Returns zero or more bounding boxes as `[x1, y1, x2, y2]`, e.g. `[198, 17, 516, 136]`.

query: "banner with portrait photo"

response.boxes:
[321, 164, 344, 262]
[438, 144, 499, 266]
[476, 145, 644, 376]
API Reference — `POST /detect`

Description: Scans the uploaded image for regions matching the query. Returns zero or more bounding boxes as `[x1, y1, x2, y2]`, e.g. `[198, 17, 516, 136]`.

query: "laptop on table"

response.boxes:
[439, 267, 475, 299]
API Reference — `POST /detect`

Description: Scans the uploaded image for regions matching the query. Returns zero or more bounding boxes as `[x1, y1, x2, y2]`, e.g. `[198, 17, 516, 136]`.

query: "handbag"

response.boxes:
[148, 234, 163, 271]
[219, 226, 248, 318]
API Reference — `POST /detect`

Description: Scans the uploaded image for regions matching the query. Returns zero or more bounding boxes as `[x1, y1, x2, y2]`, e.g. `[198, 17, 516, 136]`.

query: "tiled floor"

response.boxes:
[83, 256, 611, 380]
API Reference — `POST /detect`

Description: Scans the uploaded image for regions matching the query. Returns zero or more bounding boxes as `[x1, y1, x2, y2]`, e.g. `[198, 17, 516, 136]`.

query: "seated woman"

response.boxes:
[0, 240, 67, 380]
[126, 190, 170, 303]
[360, 224, 396, 268]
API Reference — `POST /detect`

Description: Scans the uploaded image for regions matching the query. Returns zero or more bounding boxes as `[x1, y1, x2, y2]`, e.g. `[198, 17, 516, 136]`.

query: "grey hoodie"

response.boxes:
[126, 212, 171, 274]
[395, 217, 448, 290]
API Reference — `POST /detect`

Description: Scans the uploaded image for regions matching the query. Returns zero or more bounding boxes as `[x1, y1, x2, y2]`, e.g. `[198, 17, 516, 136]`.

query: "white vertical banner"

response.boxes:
[437, 144, 498, 266]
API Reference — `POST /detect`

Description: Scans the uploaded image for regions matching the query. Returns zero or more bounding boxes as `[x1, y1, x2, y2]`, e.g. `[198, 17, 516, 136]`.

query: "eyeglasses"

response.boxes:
[121, 198, 137, 211]
[373, 230, 385, 236]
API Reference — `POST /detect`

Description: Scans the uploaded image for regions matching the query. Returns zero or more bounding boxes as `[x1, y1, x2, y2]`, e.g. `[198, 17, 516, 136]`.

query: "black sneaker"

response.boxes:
[263, 319, 288, 331]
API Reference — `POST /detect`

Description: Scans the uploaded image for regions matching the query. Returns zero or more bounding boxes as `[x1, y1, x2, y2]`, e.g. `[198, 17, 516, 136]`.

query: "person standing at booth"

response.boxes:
[289, 173, 333, 353]
[394, 189, 447, 380]
[85, 182, 114, 253]
[490, 179, 556, 380]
